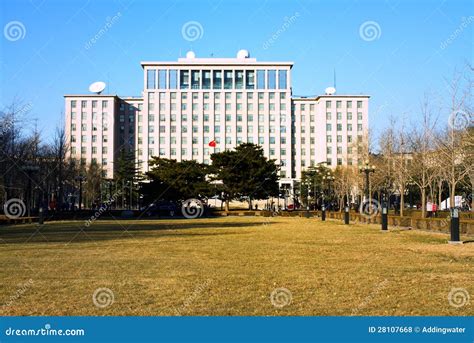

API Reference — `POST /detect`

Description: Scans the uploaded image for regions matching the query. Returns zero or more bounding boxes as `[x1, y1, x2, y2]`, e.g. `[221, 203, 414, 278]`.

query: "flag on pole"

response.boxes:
[209, 140, 216, 147]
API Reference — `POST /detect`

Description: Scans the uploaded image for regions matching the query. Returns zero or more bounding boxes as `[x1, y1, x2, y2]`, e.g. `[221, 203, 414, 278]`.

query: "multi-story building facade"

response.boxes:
[64, 50, 369, 193]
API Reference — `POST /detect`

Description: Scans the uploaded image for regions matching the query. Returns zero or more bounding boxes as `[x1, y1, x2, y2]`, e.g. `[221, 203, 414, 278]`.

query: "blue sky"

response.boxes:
[0, 0, 472, 144]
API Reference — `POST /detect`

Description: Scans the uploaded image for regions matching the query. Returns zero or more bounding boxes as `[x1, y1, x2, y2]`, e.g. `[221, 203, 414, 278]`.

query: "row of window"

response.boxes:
[71, 100, 109, 109]
[325, 112, 364, 121]
[148, 102, 288, 112]
[325, 100, 364, 109]
[146, 69, 288, 90]
[149, 91, 288, 100]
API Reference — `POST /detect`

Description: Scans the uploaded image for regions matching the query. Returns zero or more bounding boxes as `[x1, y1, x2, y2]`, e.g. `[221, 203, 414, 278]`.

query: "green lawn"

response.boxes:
[0, 217, 472, 316]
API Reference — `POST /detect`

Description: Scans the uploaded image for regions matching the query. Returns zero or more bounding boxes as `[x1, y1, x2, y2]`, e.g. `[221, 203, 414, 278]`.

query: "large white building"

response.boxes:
[65, 50, 369, 193]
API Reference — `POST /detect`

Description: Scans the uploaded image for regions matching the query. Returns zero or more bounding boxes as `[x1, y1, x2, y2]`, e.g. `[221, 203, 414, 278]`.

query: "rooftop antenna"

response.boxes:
[333, 68, 337, 89]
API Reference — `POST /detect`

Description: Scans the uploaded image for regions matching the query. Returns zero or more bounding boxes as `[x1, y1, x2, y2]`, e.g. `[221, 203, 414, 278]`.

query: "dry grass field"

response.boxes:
[0, 216, 472, 316]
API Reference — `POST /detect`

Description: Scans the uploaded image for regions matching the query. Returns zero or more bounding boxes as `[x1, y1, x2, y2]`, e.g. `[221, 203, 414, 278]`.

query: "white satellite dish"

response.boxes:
[325, 86, 336, 95]
[237, 49, 250, 59]
[186, 50, 196, 59]
[89, 81, 106, 94]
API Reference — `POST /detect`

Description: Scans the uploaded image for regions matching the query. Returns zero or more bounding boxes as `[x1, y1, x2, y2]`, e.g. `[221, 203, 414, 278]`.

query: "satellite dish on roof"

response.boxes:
[237, 49, 250, 59]
[89, 81, 106, 94]
[186, 50, 196, 59]
[325, 86, 336, 95]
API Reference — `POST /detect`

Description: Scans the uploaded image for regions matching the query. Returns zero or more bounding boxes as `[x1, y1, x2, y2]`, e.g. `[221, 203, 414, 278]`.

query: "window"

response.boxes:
[224, 70, 233, 89]
[180, 70, 189, 89]
[246, 70, 255, 89]
[278, 70, 287, 89]
[267, 70, 276, 89]
[235, 70, 244, 89]
[191, 70, 200, 89]
[71, 100, 77, 108]
[158, 70, 167, 89]
[357, 101, 363, 108]
[257, 70, 265, 89]
[169, 70, 177, 89]
[213, 70, 222, 89]
[347, 101, 352, 108]
[336, 101, 341, 108]
[326, 123, 332, 131]
[147, 69, 156, 89]
[202, 70, 211, 89]
[81, 100, 87, 108]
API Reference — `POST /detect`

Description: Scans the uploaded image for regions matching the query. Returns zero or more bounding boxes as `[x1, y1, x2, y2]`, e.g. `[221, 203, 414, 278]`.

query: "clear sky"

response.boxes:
[0, 0, 472, 144]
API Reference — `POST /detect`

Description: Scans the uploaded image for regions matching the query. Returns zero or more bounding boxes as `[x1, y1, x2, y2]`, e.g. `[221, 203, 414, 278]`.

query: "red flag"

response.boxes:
[209, 140, 216, 147]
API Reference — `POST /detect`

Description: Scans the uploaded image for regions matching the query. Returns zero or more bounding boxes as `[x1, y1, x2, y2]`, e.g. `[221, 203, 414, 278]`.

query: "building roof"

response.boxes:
[141, 51, 293, 68]
[292, 94, 370, 101]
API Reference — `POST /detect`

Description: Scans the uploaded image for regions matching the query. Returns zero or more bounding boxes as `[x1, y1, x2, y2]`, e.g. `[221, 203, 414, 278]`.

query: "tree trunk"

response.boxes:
[225, 199, 230, 212]
[450, 180, 455, 209]
[421, 186, 426, 218]
[438, 181, 442, 209]
[400, 186, 405, 217]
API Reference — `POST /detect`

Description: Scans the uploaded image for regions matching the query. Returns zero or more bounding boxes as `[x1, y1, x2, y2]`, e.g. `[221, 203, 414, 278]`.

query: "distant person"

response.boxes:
[432, 203, 438, 217]
[255, 204, 258, 211]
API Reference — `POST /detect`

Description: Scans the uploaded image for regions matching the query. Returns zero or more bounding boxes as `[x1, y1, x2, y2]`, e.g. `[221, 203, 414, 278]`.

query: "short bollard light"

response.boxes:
[344, 206, 349, 225]
[381, 206, 388, 231]
[321, 205, 326, 221]
[38, 207, 44, 225]
[449, 208, 461, 244]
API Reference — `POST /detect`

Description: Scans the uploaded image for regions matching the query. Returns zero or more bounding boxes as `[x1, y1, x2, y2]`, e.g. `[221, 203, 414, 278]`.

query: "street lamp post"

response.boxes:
[359, 160, 376, 221]
[323, 172, 335, 211]
[359, 160, 376, 203]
